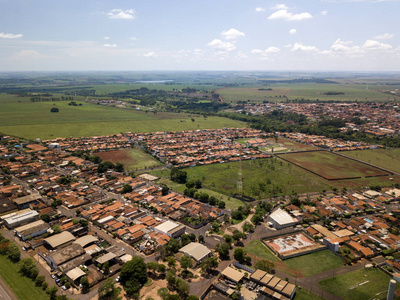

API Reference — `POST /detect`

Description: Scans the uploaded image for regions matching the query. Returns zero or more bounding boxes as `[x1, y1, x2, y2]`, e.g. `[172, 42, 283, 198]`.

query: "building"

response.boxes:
[44, 231, 76, 250]
[4, 209, 39, 229]
[179, 242, 212, 263]
[14, 220, 49, 241]
[154, 220, 185, 238]
[221, 266, 245, 283]
[73, 235, 99, 248]
[268, 208, 297, 229]
[44, 243, 85, 270]
[12, 193, 41, 209]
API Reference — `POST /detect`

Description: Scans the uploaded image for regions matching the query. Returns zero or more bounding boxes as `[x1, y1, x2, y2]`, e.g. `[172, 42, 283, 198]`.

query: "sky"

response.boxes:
[0, 0, 399, 72]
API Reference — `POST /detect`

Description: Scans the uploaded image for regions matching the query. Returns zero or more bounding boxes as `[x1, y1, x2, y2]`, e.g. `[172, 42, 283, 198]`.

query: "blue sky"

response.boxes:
[0, 0, 399, 71]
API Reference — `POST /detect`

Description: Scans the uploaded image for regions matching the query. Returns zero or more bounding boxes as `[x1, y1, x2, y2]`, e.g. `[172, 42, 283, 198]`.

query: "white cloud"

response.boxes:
[265, 46, 281, 53]
[0, 32, 23, 39]
[104, 43, 117, 47]
[13, 50, 41, 57]
[251, 49, 264, 54]
[107, 9, 135, 20]
[330, 39, 362, 54]
[207, 39, 236, 52]
[271, 4, 288, 10]
[104, 36, 110, 40]
[251, 47, 280, 57]
[291, 43, 319, 52]
[289, 29, 297, 35]
[143, 52, 155, 57]
[373, 33, 394, 40]
[221, 28, 245, 40]
[363, 39, 392, 50]
[321, 10, 328, 15]
[129, 37, 137, 41]
[255, 7, 266, 12]
[268, 9, 312, 21]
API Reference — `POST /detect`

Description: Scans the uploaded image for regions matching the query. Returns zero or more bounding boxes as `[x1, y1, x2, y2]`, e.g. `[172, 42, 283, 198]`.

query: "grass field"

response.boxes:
[345, 149, 400, 174]
[294, 287, 325, 300]
[245, 241, 343, 277]
[96, 148, 163, 171]
[148, 158, 334, 200]
[283, 250, 344, 277]
[217, 83, 400, 103]
[319, 267, 400, 300]
[0, 100, 245, 140]
[279, 151, 390, 180]
[0, 255, 49, 300]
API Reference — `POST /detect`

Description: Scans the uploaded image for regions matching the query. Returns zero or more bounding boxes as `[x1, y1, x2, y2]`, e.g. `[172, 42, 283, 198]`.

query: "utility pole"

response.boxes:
[237, 157, 243, 197]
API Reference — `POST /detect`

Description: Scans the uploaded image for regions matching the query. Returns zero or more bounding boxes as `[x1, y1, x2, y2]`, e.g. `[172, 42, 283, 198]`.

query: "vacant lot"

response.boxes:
[319, 267, 400, 300]
[279, 151, 390, 180]
[0, 255, 48, 300]
[0, 100, 245, 140]
[345, 148, 400, 174]
[96, 148, 163, 171]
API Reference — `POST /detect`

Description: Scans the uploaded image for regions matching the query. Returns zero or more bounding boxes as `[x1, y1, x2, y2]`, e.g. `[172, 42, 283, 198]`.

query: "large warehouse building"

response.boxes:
[268, 208, 297, 229]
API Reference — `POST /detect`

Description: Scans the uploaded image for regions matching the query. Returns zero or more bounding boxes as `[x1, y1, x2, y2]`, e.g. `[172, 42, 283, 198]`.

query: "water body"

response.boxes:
[136, 80, 174, 83]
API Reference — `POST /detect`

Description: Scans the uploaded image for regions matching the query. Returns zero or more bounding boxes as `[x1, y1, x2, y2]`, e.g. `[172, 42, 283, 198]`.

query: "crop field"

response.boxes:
[0, 100, 245, 140]
[319, 267, 400, 300]
[344, 149, 400, 174]
[279, 151, 390, 180]
[95, 148, 163, 171]
[217, 83, 399, 103]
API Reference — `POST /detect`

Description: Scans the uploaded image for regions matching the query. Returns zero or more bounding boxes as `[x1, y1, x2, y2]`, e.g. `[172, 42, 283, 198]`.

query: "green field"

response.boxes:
[345, 149, 400, 174]
[0, 255, 49, 300]
[218, 83, 400, 103]
[149, 158, 333, 200]
[283, 250, 344, 277]
[245, 241, 343, 277]
[294, 287, 325, 300]
[319, 267, 400, 300]
[0, 100, 245, 140]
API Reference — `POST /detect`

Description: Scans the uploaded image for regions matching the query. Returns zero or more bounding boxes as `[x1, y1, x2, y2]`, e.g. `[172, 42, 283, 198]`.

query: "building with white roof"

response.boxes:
[154, 220, 185, 238]
[179, 242, 212, 263]
[268, 208, 297, 229]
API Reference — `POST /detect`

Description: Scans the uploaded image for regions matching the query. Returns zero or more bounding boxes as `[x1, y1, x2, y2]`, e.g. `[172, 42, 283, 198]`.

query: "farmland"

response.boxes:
[95, 148, 163, 171]
[344, 148, 400, 174]
[319, 267, 400, 300]
[278, 151, 390, 180]
[217, 82, 400, 103]
[0, 99, 245, 140]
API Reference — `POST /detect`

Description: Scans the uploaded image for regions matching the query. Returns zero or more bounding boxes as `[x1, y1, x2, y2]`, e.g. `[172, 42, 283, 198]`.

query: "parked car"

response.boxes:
[61, 286, 67, 290]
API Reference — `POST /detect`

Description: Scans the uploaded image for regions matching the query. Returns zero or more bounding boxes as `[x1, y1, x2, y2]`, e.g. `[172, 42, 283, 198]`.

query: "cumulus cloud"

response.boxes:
[207, 39, 236, 52]
[104, 36, 110, 40]
[143, 52, 155, 57]
[271, 4, 288, 10]
[330, 39, 362, 54]
[321, 10, 328, 15]
[363, 40, 392, 50]
[291, 43, 319, 52]
[251, 47, 280, 57]
[373, 33, 394, 40]
[221, 28, 245, 40]
[104, 43, 117, 47]
[107, 9, 135, 20]
[255, 7, 266, 12]
[268, 9, 312, 21]
[289, 29, 297, 34]
[0, 32, 23, 39]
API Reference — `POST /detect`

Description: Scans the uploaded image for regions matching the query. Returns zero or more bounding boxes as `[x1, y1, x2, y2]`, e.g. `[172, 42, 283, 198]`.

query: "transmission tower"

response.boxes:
[237, 157, 243, 197]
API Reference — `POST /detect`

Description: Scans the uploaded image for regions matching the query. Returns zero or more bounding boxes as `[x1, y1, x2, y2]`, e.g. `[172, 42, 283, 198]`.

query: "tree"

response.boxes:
[122, 184, 133, 194]
[180, 234, 191, 247]
[7, 242, 20, 262]
[35, 275, 46, 286]
[232, 230, 245, 243]
[254, 260, 274, 273]
[187, 296, 199, 300]
[170, 167, 187, 184]
[98, 278, 121, 300]
[234, 248, 246, 264]
[216, 243, 230, 260]
[165, 238, 181, 255]
[176, 278, 190, 298]
[223, 234, 233, 245]
[251, 214, 263, 225]
[102, 261, 110, 274]
[200, 256, 218, 274]
[242, 222, 254, 233]
[161, 184, 170, 196]
[166, 270, 176, 289]
[114, 162, 124, 172]
[41, 214, 51, 223]
[180, 255, 193, 270]
[50, 107, 59, 113]
[42, 281, 48, 290]
[218, 201, 226, 209]
[80, 276, 89, 291]
[52, 225, 62, 234]
[198, 234, 204, 243]
[210, 221, 220, 233]
[19, 257, 39, 279]
[120, 257, 147, 297]
[46, 286, 58, 300]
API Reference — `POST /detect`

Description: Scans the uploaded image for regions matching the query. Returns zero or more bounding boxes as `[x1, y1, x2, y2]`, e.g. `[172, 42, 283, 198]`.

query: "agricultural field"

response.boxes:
[217, 82, 400, 103]
[149, 158, 334, 201]
[0, 99, 245, 140]
[344, 149, 400, 174]
[95, 148, 163, 171]
[0, 255, 48, 300]
[245, 241, 343, 277]
[279, 151, 390, 180]
[319, 267, 400, 300]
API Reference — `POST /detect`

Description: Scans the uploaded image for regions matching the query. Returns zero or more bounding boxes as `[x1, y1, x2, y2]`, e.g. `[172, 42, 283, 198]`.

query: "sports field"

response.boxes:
[279, 151, 390, 180]
[217, 83, 399, 103]
[319, 267, 400, 300]
[344, 148, 400, 174]
[96, 148, 163, 171]
[0, 100, 245, 140]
